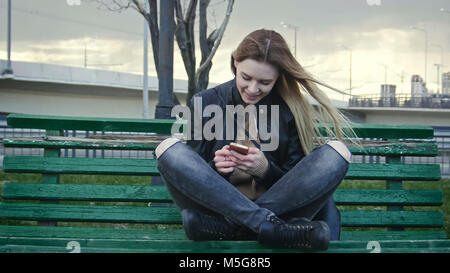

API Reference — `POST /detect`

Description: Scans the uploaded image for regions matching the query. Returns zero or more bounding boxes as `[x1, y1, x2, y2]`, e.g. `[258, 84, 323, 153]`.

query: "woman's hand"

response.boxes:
[229, 147, 268, 177]
[214, 145, 236, 175]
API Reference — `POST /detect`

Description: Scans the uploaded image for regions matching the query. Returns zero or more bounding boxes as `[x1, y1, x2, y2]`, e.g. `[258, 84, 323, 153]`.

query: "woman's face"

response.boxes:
[234, 58, 279, 104]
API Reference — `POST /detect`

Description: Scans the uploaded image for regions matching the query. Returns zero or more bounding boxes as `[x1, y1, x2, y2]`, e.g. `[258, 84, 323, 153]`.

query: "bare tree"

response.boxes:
[93, 0, 235, 105]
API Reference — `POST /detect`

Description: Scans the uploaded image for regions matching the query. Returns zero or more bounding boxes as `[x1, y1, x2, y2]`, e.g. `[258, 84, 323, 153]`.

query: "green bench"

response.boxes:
[0, 113, 449, 253]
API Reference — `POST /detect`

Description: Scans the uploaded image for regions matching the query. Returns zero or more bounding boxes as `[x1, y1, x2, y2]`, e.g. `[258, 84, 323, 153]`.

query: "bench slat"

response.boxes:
[2, 183, 173, 202]
[1, 238, 450, 253]
[339, 230, 448, 241]
[335, 189, 442, 205]
[346, 162, 441, 180]
[336, 123, 434, 139]
[0, 225, 187, 241]
[6, 113, 180, 134]
[3, 156, 159, 175]
[0, 203, 181, 224]
[2, 183, 443, 206]
[0, 225, 446, 241]
[4, 137, 438, 156]
[2, 244, 450, 253]
[0, 203, 443, 227]
[3, 137, 160, 151]
[348, 141, 438, 156]
[2, 156, 441, 180]
[341, 210, 444, 227]
[7, 114, 434, 139]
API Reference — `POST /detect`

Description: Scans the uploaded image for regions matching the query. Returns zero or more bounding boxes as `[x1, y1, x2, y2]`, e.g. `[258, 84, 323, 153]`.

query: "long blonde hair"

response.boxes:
[231, 29, 358, 155]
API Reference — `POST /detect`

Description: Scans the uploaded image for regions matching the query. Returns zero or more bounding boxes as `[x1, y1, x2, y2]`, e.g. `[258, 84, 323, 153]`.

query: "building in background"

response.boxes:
[380, 84, 396, 107]
[443, 72, 450, 95]
[411, 75, 428, 97]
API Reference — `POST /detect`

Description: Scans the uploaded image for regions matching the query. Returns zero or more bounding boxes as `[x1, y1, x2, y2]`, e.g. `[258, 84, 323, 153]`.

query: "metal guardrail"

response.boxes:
[349, 94, 450, 109]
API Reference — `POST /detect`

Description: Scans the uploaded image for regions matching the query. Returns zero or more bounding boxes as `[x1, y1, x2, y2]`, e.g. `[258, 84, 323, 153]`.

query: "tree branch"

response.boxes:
[195, 0, 234, 87]
[174, 0, 196, 78]
[199, 0, 210, 58]
[92, 0, 135, 12]
[184, 0, 197, 23]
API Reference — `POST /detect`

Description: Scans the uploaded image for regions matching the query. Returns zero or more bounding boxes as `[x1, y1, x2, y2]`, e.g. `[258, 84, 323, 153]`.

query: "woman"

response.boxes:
[155, 29, 356, 251]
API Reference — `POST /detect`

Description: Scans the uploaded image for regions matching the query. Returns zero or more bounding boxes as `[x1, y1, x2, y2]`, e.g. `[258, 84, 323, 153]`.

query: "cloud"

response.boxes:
[4, 37, 148, 74]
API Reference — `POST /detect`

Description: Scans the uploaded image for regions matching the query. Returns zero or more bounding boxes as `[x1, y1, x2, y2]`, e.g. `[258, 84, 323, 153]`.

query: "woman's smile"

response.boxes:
[243, 91, 260, 102]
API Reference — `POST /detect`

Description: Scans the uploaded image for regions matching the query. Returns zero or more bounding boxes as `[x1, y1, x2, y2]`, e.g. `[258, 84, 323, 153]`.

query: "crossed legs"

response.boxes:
[155, 138, 350, 238]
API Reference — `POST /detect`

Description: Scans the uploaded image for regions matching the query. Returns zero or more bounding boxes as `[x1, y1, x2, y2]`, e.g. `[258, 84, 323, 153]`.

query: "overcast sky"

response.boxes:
[1, 0, 449, 100]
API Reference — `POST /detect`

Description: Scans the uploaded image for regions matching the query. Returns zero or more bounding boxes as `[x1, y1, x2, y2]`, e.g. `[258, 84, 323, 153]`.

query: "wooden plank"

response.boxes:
[84, 238, 449, 253]
[0, 203, 181, 224]
[0, 225, 187, 241]
[2, 137, 162, 151]
[6, 113, 183, 134]
[0, 225, 446, 242]
[7, 114, 433, 139]
[0, 244, 447, 253]
[2, 183, 443, 206]
[318, 123, 434, 139]
[2, 156, 159, 175]
[334, 189, 442, 206]
[2, 183, 173, 202]
[4, 137, 438, 156]
[339, 230, 448, 241]
[0, 202, 443, 228]
[340, 210, 444, 227]
[345, 163, 441, 181]
[347, 140, 438, 156]
[2, 156, 441, 180]
[1, 238, 450, 253]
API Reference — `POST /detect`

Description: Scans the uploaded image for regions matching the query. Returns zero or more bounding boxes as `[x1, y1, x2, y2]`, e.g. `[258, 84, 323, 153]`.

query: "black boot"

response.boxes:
[181, 209, 257, 241]
[258, 215, 330, 251]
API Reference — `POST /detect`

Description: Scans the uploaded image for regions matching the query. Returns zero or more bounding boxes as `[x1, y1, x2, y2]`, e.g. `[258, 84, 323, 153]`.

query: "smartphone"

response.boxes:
[229, 142, 249, 155]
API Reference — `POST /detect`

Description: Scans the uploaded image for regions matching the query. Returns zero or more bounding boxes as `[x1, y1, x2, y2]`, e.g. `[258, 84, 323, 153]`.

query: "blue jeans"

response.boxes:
[156, 142, 349, 240]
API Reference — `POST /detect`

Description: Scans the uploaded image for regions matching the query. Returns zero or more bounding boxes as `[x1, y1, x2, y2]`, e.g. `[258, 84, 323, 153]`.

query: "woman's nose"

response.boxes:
[247, 81, 259, 93]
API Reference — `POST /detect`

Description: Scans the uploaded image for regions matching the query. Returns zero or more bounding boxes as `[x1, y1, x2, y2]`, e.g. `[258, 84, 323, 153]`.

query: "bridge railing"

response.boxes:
[349, 93, 450, 109]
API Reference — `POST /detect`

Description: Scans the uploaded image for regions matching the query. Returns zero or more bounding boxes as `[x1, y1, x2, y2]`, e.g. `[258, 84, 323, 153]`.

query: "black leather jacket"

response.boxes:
[187, 78, 305, 189]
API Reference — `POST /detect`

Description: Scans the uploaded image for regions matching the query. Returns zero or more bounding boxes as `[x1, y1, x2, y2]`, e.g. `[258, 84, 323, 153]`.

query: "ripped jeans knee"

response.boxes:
[155, 137, 182, 159]
[326, 140, 351, 163]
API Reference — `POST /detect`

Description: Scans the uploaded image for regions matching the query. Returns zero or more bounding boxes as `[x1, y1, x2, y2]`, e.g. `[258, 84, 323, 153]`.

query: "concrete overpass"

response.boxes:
[0, 60, 190, 119]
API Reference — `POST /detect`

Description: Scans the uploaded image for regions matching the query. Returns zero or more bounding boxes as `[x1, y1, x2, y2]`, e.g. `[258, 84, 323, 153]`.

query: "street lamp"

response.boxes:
[429, 43, 444, 67]
[1, 0, 13, 78]
[378, 63, 388, 84]
[280, 22, 300, 58]
[143, 0, 149, 119]
[409, 25, 428, 84]
[340, 45, 353, 98]
[440, 8, 450, 14]
[430, 43, 444, 94]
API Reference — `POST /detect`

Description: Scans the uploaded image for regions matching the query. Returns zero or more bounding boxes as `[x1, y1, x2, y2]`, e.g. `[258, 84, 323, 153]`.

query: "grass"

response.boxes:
[0, 172, 449, 235]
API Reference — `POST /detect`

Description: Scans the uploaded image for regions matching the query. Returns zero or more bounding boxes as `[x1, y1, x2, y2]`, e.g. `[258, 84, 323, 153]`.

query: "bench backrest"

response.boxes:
[0, 113, 444, 235]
